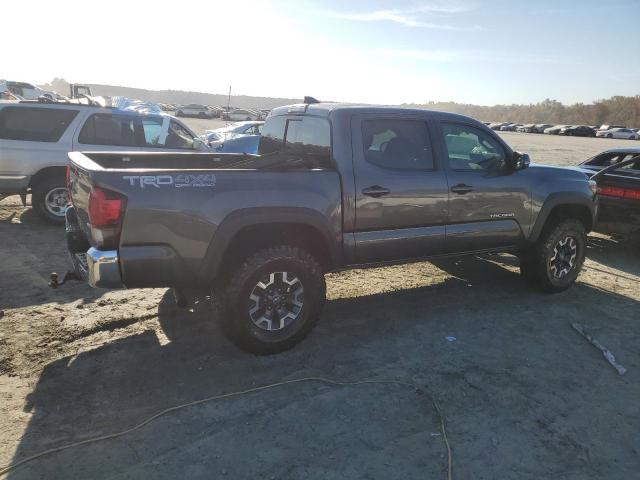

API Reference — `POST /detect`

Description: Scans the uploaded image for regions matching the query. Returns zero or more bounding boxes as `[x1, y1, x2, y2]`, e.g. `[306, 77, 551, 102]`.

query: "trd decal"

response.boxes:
[123, 174, 216, 188]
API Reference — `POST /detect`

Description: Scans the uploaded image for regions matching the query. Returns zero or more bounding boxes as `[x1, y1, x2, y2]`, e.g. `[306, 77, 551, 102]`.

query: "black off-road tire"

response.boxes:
[32, 175, 67, 224]
[520, 219, 586, 293]
[215, 245, 326, 355]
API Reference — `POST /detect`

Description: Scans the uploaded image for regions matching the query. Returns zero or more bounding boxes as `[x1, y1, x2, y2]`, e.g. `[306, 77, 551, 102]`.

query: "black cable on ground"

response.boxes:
[0, 377, 452, 479]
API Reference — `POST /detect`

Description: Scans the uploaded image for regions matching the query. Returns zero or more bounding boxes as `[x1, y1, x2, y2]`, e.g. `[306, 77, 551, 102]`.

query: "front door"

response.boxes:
[352, 115, 449, 263]
[435, 121, 530, 253]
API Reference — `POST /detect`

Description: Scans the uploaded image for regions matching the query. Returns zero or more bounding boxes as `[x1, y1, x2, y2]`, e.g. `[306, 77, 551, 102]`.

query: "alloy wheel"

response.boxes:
[44, 187, 68, 217]
[549, 236, 578, 279]
[248, 271, 304, 331]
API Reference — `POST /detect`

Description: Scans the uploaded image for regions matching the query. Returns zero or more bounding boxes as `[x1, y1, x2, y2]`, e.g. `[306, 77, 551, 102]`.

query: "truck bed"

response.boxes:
[67, 151, 343, 288]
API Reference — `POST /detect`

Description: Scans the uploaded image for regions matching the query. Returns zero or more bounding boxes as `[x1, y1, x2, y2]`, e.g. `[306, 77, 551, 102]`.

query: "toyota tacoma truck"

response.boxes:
[64, 101, 598, 354]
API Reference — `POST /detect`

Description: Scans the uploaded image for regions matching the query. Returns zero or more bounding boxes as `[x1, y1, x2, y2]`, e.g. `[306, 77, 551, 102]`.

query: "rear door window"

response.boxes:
[0, 106, 78, 142]
[361, 119, 434, 170]
[78, 114, 138, 146]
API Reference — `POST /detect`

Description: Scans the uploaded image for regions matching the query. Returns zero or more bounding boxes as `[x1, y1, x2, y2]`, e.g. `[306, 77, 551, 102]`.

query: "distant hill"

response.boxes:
[40, 78, 299, 110]
[40, 78, 640, 127]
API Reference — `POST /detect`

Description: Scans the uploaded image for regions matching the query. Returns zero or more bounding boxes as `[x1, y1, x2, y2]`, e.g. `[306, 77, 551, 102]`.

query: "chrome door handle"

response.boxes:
[362, 186, 391, 198]
[450, 184, 473, 194]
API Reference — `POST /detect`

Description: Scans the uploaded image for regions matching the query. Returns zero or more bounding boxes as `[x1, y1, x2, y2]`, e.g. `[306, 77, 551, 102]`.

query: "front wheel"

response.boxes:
[520, 219, 586, 293]
[215, 245, 326, 354]
[32, 176, 68, 224]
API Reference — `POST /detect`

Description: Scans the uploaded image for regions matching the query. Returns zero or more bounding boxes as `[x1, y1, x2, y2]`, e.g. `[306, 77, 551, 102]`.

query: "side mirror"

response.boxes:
[510, 151, 530, 170]
[192, 137, 209, 151]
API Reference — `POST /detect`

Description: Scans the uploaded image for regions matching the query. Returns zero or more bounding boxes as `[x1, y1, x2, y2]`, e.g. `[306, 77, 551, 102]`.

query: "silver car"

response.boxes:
[596, 128, 638, 140]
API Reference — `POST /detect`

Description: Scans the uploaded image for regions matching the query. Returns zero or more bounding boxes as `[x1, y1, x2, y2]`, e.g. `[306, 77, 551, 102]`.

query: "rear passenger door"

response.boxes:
[351, 115, 449, 263]
[435, 121, 529, 252]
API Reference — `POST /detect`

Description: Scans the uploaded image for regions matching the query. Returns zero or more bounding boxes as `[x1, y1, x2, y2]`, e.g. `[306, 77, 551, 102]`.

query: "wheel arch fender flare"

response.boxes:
[528, 191, 596, 243]
[199, 207, 341, 284]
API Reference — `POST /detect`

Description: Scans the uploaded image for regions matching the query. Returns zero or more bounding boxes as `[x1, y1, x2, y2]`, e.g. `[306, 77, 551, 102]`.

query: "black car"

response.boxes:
[578, 148, 640, 235]
[559, 125, 596, 137]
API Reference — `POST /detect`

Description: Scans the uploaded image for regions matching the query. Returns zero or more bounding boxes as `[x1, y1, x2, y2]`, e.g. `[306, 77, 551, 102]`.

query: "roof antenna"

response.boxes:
[304, 96, 320, 104]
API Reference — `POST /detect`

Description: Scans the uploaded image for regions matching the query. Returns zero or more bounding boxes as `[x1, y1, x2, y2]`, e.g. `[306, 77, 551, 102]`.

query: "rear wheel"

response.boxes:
[32, 176, 67, 224]
[215, 245, 326, 354]
[520, 219, 586, 293]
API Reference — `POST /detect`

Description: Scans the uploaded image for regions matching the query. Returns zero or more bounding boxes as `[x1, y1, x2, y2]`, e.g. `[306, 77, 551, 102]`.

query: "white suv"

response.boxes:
[175, 104, 215, 119]
[0, 101, 204, 223]
[223, 109, 262, 121]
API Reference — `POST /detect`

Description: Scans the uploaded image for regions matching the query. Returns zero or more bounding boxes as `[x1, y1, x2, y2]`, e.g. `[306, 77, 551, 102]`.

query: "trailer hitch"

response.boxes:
[49, 271, 81, 289]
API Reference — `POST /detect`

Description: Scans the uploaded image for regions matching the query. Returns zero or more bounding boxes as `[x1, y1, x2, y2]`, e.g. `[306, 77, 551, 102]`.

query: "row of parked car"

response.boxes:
[168, 104, 270, 121]
[487, 122, 640, 140]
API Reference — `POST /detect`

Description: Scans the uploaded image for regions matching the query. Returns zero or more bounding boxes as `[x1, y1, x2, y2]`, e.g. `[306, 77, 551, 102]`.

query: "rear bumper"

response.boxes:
[86, 248, 124, 288]
[66, 206, 124, 289]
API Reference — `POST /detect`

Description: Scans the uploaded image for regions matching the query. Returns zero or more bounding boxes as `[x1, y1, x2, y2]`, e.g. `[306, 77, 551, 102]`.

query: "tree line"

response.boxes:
[401, 96, 640, 128]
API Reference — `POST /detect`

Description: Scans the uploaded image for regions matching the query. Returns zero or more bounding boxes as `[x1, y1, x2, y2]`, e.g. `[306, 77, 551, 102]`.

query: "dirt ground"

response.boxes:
[1, 133, 639, 479]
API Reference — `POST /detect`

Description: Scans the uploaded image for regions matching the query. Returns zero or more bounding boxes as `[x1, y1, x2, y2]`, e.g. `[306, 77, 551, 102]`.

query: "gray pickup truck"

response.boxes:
[65, 102, 598, 354]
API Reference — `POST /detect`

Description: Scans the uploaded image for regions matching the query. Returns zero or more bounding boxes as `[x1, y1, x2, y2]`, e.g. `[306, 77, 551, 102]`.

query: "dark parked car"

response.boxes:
[533, 124, 553, 133]
[577, 148, 640, 234]
[559, 125, 596, 137]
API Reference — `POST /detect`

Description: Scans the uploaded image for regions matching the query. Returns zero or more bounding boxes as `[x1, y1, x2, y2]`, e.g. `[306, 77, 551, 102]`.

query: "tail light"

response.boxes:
[88, 186, 126, 249]
[597, 185, 640, 200]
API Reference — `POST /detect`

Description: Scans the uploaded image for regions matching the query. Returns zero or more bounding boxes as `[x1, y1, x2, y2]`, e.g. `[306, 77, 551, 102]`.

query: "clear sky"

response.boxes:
[2, 0, 639, 105]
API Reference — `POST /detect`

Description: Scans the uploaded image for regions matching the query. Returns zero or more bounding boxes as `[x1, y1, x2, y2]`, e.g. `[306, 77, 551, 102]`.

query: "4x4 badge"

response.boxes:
[123, 174, 216, 188]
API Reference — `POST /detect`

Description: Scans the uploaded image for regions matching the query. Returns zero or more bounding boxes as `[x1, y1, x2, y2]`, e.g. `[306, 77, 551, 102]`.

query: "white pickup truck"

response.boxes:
[0, 100, 206, 223]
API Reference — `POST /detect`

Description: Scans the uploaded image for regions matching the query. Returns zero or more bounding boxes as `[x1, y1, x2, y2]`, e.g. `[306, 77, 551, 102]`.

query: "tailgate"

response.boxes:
[67, 152, 129, 251]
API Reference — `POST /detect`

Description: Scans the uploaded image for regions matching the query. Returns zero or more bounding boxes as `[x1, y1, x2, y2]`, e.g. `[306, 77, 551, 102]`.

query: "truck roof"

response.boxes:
[269, 102, 482, 124]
